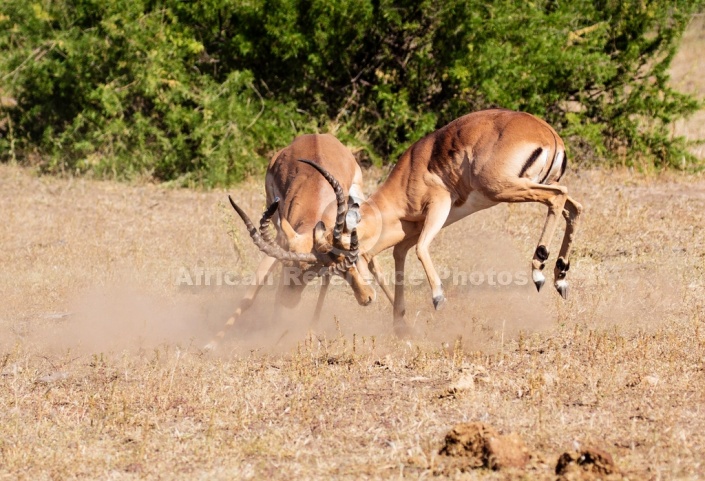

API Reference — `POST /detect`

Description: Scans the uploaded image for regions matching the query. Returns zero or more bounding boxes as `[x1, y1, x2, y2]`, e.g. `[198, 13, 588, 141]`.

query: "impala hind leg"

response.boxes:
[204, 255, 277, 350]
[416, 194, 453, 310]
[553, 195, 582, 299]
[487, 180, 568, 295]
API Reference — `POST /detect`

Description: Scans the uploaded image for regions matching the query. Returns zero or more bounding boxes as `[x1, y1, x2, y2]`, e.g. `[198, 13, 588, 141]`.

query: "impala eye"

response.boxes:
[345, 203, 360, 230]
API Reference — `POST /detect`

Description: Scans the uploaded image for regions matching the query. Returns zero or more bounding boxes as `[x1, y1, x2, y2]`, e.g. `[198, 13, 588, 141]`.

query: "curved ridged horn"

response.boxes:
[326, 228, 360, 275]
[348, 227, 359, 260]
[259, 196, 279, 245]
[228, 196, 318, 263]
[297, 159, 347, 246]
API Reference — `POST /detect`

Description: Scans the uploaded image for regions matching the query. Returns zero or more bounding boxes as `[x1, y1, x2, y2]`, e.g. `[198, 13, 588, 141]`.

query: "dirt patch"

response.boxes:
[555, 447, 623, 481]
[439, 422, 530, 471]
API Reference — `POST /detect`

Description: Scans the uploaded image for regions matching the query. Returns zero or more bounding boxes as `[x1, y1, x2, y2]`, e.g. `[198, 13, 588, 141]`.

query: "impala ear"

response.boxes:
[280, 217, 297, 243]
[313, 221, 333, 254]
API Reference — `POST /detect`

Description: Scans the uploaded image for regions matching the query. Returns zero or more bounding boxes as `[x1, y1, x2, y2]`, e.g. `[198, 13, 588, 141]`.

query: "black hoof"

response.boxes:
[433, 295, 447, 311]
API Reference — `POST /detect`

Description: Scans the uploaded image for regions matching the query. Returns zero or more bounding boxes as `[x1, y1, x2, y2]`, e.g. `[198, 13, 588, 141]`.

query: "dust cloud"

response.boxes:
[1, 222, 561, 355]
[2, 234, 683, 357]
[27, 284, 213, 353]
[8, 279, 367, 355]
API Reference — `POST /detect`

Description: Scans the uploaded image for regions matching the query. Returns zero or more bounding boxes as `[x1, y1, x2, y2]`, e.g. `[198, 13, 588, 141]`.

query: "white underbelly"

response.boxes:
[444, 191, 497, 227]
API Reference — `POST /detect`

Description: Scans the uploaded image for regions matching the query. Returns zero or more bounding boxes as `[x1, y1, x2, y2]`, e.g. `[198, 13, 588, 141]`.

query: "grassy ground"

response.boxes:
[1, 15, 704, 481]
[1, 162, 705, 480]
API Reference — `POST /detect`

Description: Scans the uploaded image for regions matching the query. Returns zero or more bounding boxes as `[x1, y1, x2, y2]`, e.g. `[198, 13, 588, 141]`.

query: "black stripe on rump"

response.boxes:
[539, 149, 559, 185]
[557, 152, 568, 182]
[518, 147, 543, 178]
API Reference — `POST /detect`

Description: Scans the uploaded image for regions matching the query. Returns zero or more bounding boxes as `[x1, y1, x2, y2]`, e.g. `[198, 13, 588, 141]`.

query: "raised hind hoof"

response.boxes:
[203, 340, 218, 352]
[555, 280, 568, 299]
[433, 295, 447, 311]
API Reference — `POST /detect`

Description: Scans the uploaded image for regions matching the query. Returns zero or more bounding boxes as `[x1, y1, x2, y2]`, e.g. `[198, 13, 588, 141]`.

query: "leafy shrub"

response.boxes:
[0, 0, 702, 185]
[0, 0, 311, 185]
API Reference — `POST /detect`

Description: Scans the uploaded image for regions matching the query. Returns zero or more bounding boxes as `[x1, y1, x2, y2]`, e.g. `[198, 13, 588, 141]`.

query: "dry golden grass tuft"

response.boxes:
[2, 160, 705, 480]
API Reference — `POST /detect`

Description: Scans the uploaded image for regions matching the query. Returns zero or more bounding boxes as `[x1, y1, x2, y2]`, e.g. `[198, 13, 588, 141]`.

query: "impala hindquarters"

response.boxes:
[303, 109, 582, 336]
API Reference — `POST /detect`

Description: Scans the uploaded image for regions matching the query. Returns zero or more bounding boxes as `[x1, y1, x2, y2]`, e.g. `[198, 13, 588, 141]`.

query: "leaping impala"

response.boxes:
[303, 108, 582, 337]
[206, 134, 392, 348]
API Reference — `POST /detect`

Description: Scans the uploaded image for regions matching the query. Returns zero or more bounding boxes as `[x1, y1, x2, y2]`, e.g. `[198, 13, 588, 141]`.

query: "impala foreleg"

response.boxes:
[416, 194, 453, 310]
[553, 195, 582, 299]
[204, 255, 277, 350]
[392, 239, 415, 338]
[367, 255, 394, 305]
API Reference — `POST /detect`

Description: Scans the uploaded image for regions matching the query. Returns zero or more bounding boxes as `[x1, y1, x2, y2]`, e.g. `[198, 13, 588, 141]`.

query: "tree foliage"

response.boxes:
[0, 0, 702, 185]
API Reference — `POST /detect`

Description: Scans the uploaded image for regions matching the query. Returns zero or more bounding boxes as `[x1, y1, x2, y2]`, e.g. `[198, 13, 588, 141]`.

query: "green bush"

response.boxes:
[0, 0, 703, 185]
[0, 0, 312, 185]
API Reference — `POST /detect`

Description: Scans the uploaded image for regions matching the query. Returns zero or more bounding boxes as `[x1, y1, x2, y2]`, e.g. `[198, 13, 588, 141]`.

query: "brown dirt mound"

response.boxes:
[439, 422, 530, 471]
[555, 447, 623, 480]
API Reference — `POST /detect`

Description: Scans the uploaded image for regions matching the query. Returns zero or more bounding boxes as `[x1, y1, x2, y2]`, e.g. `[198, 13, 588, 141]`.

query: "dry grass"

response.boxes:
[2, 162, 705, 480]
[1, 21, 704, 479]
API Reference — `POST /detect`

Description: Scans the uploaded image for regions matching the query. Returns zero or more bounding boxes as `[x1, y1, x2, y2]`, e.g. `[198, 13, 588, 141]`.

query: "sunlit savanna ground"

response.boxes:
[1, 15, 705, 481]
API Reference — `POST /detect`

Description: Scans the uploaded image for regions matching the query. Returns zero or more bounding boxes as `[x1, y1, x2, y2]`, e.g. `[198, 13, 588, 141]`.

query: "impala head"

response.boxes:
[295, 159, 376, 306]
[228, 194, 375, 308]
[313, 220, 376, 306]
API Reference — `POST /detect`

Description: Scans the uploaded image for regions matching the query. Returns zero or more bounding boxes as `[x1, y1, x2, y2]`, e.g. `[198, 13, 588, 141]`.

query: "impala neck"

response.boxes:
[356, 175, 409, 256]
